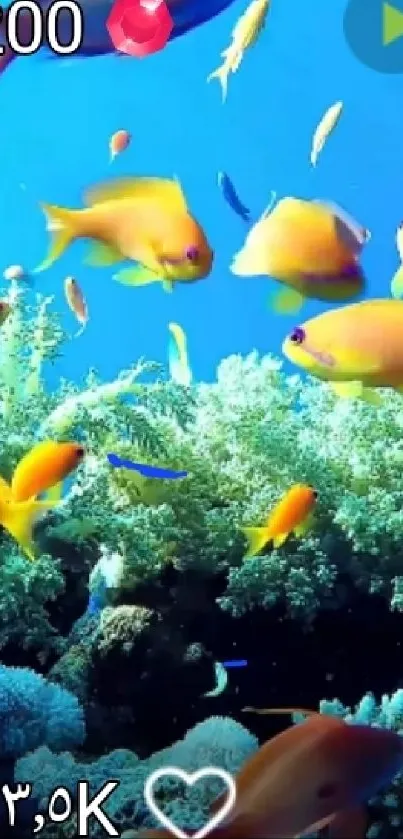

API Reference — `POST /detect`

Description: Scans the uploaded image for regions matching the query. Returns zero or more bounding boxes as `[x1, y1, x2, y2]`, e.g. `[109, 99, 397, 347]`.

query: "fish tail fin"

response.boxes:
[391, 265, 403, 299]
[35, 203, 78, 273]
[73, 324, 86, 338]
[207, 61, 230, 102]
[0, 497, 57, 561]
[272, 531, 289, 548]
[241, 526, 270, 558]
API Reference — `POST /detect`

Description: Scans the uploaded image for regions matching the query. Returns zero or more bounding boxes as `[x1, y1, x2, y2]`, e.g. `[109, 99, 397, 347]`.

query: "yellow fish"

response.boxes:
[391, 222, 403, 299]
[310, 101, 343, 167]
[0, 494, 57, 562]
[168, 322, 192, 386]
[0, 440, 84, 560]
[207, 0, 270, 102]
[231, 196, 368, 314]
[36, 177, 213, 293]
[282, 298, 403, 404]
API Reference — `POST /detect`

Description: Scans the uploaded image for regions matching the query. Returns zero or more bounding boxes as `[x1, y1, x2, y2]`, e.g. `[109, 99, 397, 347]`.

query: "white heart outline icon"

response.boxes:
[144, 765, 237, 839]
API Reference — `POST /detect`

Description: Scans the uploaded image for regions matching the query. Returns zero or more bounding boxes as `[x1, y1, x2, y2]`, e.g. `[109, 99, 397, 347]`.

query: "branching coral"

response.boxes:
[0, 550, 65, 655]
[0, 663, 85, 758]
[16, 716, 257, 837]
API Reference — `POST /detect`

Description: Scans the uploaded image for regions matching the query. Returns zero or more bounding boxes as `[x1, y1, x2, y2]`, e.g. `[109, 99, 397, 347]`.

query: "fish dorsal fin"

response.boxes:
[84, 177, 188, 211]
[258, 190, 277, 221]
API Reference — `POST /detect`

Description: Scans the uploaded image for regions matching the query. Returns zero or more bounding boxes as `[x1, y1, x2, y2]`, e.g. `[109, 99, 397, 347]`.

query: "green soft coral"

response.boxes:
[0, 551, 65, 656]
[4, 278, 403, 624]
[56, 350, 403, 619]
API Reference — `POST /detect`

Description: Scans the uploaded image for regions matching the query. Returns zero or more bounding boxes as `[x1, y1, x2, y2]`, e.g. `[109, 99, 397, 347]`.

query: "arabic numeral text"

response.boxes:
[2, 0, 84, 56]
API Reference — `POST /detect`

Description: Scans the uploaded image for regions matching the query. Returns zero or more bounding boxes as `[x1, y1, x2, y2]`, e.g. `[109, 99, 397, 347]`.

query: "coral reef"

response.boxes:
[0, 664, 85, 758]
[16, 716, 258, 837]
[3, 279, 403, 839]
[3, 279, 403, 632]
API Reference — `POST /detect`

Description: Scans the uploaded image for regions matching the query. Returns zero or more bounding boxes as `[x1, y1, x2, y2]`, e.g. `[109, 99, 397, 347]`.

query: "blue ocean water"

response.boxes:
[1, 0, 401, 391]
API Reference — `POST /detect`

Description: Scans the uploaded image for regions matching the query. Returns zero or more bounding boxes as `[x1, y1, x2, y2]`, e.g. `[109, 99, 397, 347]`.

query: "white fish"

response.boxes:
[203, 662, 228, 697]
[310, 101, 343, 167]
[207, 0, 270, 102]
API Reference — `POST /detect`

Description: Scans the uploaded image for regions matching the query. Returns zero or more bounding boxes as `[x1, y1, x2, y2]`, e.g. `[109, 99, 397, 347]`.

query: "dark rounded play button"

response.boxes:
[344, 0, 403, 72]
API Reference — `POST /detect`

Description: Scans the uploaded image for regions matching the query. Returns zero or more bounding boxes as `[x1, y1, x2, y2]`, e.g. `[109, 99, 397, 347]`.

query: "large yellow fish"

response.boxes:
[282, 298, 403, 403]
[207, 0, 270, 102]
[231, 196, 369, 313]
[36, 178, 213, 292]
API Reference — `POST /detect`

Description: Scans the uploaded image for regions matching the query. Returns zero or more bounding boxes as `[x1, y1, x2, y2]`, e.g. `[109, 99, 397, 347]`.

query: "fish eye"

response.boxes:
[289, 326, 305, 345]
[186, 246, 199, 262]
[316, 782, 337, 800]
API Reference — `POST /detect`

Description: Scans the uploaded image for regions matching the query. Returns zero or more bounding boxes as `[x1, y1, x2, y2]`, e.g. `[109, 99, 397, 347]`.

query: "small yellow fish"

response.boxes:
[391, 222, 403, 299]
[310, 101, 343, 167]
[242, 484, 317, 555]
[207, 0, 270, 102]
[64, 276, 88, 337]
[168, 322, 192, 386]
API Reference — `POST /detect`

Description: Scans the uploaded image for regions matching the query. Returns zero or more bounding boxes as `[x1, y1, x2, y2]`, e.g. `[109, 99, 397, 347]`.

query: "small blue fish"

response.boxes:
[107, 453, 188, 480]
[218, 172, 251, 223]
[221, 659, 248, 668]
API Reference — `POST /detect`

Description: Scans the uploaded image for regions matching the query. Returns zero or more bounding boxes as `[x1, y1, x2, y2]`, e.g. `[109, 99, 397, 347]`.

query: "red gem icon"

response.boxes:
[107, 0, 173, 58]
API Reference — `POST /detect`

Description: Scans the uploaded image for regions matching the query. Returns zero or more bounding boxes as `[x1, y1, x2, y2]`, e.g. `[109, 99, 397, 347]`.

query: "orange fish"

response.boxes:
[10, 440, 85, 503]
[231, 197, 368, 314]
[241, 483, 317, 556]
[0, 441, 85, 560]
[64, 276, 88, 337]
[282, 298, 403, 404]
[139, 711, 403, 839]
[36, 177, 213, 293]
[0, 493, 57, 562]
[109, 129, 131, 162]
